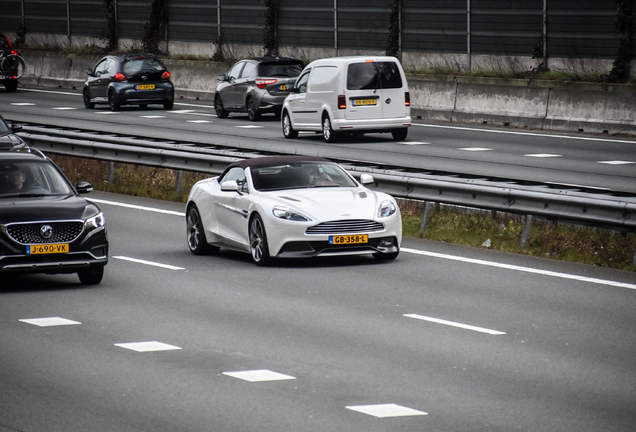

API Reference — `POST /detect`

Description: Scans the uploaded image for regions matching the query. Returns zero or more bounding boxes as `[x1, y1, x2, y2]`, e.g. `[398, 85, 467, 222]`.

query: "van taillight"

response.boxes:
[256, 79, 277, 89]
[405, 92, 410, 106]
[161, 71, 171, 80]
[338, 95, 346, 109]
[114, 73, 127, 82]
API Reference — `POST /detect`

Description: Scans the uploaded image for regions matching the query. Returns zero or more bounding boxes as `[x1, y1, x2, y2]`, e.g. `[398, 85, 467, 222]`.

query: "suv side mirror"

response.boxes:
[9, 123, 22, 133]
[76, 181, 93, 194]
[86, 69, 94, 77]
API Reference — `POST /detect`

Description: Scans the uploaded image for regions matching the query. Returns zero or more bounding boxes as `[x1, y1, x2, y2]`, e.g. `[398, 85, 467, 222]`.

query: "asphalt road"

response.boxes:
[2, 191, 636, 432]
[2, 86, 636, 194]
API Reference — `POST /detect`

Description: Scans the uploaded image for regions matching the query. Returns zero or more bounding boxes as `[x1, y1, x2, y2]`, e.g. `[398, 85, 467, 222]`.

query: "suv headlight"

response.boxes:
[378, 200, 397, 218]
[272, 206, 311, 222]
[85, 212, 105, 229]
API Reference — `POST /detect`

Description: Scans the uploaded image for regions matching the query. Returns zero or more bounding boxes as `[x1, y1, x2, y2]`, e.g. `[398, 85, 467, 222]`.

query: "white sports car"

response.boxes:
[185, 156, 402, 265]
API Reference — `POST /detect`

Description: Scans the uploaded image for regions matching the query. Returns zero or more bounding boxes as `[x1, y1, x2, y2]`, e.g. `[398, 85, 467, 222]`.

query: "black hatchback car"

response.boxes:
[0, 113, 27, 150]
[0, 150, 108, 284]
[83, 54, 174, 111]
[214, 57, 304, 121]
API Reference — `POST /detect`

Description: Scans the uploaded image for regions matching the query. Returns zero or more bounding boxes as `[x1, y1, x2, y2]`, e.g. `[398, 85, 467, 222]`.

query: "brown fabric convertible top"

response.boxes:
[219, 155, 331, 178]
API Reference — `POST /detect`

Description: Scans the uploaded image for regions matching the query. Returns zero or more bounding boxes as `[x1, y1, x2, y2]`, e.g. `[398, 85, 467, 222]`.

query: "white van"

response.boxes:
[281, 56, 411, 143]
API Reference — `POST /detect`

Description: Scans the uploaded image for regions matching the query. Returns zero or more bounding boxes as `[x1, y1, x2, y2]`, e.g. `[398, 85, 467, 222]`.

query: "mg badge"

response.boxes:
[385, 98, 392, 104]
[40, 225, 53, 239]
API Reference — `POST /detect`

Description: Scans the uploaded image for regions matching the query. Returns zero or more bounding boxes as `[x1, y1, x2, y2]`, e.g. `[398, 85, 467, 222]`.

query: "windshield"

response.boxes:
[0, 160, 74, 198]
[347, 61, 403, 90]
[251, 162, 357, 191]
[0, 119, 10, 136]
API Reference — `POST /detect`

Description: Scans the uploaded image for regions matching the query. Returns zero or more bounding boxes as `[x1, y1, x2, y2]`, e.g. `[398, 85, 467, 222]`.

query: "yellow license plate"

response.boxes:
[136, 84, 155, 90]
[28, 244, 69, 255]
[279, 84, 287, 91]
[353, 99, 377, 106]
[329, 234, 368, 245]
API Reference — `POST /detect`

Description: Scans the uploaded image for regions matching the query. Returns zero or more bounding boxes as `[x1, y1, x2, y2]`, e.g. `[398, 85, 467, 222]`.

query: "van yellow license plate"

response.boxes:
[27, 244, 69, 255]
[353, 99, 377, 106]
[329, 234, 368, 245]
[136, 84, 155, 90]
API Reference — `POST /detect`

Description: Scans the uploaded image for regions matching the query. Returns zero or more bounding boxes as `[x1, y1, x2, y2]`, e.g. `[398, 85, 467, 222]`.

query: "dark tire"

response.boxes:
[4, 80, 18, 92]
[214, 94, 229, 118]
[282, 111, 298, 138]
[249, 214, 270, 266]
[391, 128, 408, 141]
[322, 115, 339, 143]
[163, 100, 174, 110]
[246, 97, 260, 121]
[108, 90, 120, 111]
[83, 88, 95, 109]
[78, 266, 104, 285]
[186, 205, 218, 255]
[373, 251, 399, 261]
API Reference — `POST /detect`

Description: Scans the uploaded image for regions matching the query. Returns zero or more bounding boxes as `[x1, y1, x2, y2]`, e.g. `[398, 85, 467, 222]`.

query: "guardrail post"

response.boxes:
[419, 201, 431, 233]
[632, 248, 636, 267]
[108, 162, 114, 184]
[176, 170, 183, 194]
[520, 214, 533, 250]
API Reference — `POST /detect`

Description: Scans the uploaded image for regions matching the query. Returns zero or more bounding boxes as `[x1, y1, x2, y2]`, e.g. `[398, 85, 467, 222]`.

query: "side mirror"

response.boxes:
[218, 74, 227, 82]
[359, 174, 374, 185]
[9, 123, 22, 133]
[220, 180, 239, 192]
[76, 181, 93, 194]
[86, 69, 94, 77]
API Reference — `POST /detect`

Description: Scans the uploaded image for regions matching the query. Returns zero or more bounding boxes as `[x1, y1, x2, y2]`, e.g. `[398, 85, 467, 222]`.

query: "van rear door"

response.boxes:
[375, 61, 407, 119]
[345, 61, 384, 120]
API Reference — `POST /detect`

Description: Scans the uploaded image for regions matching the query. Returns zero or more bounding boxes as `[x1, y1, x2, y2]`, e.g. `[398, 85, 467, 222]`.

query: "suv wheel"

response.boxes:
[77, 266, 104, 285]
[247, 97, 261, 121]
[282, 111, 298, 139]
[215, 94, 229, 118]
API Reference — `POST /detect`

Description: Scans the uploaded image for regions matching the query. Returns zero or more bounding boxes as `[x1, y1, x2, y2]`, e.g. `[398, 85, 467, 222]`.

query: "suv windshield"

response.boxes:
[122, 58, 165, 76]
[0, 160, 74, 197]
[347, 61, 403, 90]
[258, 62, 304, 77]
[0, 119, 10, 136]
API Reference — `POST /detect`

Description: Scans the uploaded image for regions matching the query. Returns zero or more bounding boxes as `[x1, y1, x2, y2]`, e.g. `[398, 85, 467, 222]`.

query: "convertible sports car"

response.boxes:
[186, 156, 401, 265]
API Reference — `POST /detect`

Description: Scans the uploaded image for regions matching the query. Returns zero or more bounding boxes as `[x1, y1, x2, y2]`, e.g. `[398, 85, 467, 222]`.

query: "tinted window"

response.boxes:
[0, 160, 73, 197]
[227, 62, 245, 80]
[347, 61, 403, 90]
[122, 58, 165, 76]
[251, 163, 356, 191]
[258, 62, 304, 77]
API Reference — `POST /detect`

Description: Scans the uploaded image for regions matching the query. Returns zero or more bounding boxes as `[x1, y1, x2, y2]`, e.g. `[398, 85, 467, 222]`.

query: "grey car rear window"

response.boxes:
[347, 61, 403, 90]
[258, 62, 304, 78]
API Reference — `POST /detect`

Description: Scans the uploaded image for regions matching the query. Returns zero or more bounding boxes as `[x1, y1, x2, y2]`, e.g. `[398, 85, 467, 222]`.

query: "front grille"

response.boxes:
[6, 221, 84, 244]
[305, 219, 384, 235]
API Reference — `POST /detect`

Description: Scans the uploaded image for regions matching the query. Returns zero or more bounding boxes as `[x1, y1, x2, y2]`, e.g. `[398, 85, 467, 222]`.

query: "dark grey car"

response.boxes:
[0, 113, 27, 151]
[83, 54, 174, 111]
[214, 57, 304, 121]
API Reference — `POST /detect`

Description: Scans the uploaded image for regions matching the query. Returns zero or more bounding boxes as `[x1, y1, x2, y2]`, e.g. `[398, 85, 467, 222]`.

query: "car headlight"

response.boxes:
[85, 212, 105, 229]
[378, 200, 397, 218]
[272, 206, 311, 222]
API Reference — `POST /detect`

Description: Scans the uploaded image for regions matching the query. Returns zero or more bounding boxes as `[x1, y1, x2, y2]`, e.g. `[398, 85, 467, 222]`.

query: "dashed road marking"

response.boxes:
[223, 370, 296, 382]
[113, 256, 185, 270]
[524, 153, 561, 158]
[597, 160, 634, 165]
[19, 317, 81, 327]
[346, 403, 428, 418]
[458, 147, 493, 151]
[404, 314, 506, 335]
[115, 341, 182, 352]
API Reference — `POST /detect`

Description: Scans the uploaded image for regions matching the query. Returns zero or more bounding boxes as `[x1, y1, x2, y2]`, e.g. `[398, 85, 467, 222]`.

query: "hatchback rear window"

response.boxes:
[122, 58, 165, 76]
[258, 62, 304, 78]
[347, 61, 403, 90]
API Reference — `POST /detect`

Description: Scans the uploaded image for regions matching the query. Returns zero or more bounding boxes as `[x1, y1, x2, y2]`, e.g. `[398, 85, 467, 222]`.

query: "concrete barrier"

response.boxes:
[13, 53, 636, 136]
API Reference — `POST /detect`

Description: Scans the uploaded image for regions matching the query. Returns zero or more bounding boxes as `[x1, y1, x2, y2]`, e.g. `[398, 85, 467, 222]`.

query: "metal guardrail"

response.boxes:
[18, 127, 636, 261]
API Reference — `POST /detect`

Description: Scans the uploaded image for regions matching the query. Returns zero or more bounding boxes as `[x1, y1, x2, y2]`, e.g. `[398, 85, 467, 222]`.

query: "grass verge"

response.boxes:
[50, 155, 636, 272]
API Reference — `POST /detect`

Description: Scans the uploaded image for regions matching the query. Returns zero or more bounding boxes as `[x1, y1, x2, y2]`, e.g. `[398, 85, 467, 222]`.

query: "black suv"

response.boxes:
[0, 150, 108, 284]
[214, 57, 304, 121]
[0, 113, 27, 150]
[83, 54, 174, 111]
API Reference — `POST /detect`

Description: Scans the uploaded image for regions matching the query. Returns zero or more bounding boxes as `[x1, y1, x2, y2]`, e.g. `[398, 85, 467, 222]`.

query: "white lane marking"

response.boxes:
[404, 314, 506, 335]
[458, 147, 493, 151]
[597, 160, 635, 165]
[19, 88, 80, 96]
[52, 107, 77, 110]
[140, 115, 166, 119]
[168, 109, 195, 113]
[402, 248, 636, 290]
[524, 153, 562, 158]
[397, 141, 430, 145]
[186, 120, 211, 123]
[222, 370, 296, 382]
[115, 341, 181, 352]
[236, 125, 264, 129]
[113, 256, 185, 270]
[412, 123, 636, 145]
[88, 198, 184, 216]
[95, 111, 120, 115]
[346, 404, 428, 418]
[11, 102, 35, 106]
[19, 317, 81, 327]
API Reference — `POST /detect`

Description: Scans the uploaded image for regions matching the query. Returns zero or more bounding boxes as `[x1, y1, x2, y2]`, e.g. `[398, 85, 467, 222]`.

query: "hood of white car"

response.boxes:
[265, 187, 380, 221]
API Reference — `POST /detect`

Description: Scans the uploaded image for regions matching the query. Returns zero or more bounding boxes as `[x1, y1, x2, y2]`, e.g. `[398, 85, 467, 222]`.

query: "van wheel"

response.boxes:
[282, 111, 298, 138]
[247, 97, 261, 121]
[322, 115, 339, 143]
[215, 94, 229, 118]
[391, 128, 408, 141]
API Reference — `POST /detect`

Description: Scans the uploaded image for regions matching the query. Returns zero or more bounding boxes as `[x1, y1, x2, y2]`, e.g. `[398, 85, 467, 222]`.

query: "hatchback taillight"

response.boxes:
[256, 78, 277, 89]
[162, 71, 171, 80]
[338, 95, 346, 109]
[405, 91, 410, 106]
[114, 72, 127, 82]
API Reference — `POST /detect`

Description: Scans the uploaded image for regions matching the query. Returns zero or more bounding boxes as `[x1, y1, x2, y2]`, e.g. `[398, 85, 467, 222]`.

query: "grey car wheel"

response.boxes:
[215, 94, 229, 118]
[247, 97, 261, 121]
[83, 88, 95, 109]
[108, 90, 120, 111]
